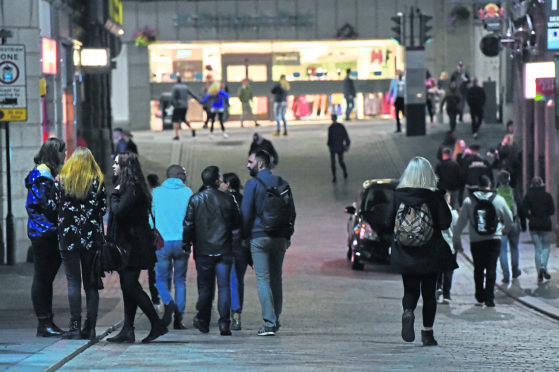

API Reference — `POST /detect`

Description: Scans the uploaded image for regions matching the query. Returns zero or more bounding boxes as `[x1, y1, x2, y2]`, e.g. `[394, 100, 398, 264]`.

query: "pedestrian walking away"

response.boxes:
[183, 166, 240, 336]
[25, 137, 67, 337]
[434, 147, 464, 210]
[238, 78, 259, 127]
[271, 75, 290, 136]
[440, 81, 461, 132]
[466, 77, 486, 139]
[521, 177, 556, 283]
[106, 152, 168, 344]
[450, 61, 471, 122]
[57, 148, 107, 340]
[436, 192, 459, 304]
[219, 172, 248, 331]
[327, 114, 350, 183]
[343, 68, 356, 121]
[453, 175, 513, 308]
[152, 164, 193, 330]
[242, 150, 296, 336]
[388, 156, 456, 346]
[171, 76, 200, 140]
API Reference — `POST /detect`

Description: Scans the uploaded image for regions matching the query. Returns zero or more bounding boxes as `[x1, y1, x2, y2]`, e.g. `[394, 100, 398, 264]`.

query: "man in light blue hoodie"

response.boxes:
[152, 164, 193, 329]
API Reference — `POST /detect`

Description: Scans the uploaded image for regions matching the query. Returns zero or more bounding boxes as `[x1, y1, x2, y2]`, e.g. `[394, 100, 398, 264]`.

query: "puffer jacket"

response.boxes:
[25, 165, 58, 241]
[522, 186, 555, 232]
[183, 185, 240, 257]
[389, 187, 456, 275]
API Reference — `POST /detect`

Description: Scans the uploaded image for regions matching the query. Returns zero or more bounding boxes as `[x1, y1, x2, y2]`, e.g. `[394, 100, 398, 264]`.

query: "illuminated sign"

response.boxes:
[524, 62, 555, 98]
[42, 38, 57, 75]
[105, 0, 124, 35]
[547, 0, 559, 49]
[80, 48, 110, 67]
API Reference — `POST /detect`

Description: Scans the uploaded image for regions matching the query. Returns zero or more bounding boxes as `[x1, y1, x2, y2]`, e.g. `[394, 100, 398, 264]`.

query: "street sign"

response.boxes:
[0, 45, 26, 121]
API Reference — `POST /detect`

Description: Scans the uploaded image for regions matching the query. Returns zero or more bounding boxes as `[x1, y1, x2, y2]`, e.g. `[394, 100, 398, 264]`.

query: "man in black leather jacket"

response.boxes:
[183, 165, 240, 336]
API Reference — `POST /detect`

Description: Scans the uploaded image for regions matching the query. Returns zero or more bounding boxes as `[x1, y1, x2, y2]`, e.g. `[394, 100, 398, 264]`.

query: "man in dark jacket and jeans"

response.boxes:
[327, 114, 350, 183]
[242, 150, 296, 336]
[183, 165, 240, 336]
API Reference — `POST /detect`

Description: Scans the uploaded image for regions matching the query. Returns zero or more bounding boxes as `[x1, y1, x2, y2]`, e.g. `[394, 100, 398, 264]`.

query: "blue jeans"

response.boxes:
[231, 247, 250, 313]
[251, 237, 288, 328]
[499, 221, 520, 279]
[194, 254, 233, 328]
[274, 102, 287, 131]
[531, 231, 552, 271]
[155, 240, 189, 320]
[345, 96, 354, 119]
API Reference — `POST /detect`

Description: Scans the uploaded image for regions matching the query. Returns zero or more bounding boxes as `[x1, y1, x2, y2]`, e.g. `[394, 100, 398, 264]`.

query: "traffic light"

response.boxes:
[419, 13, 433, 45]
[391, 13, 405, 45]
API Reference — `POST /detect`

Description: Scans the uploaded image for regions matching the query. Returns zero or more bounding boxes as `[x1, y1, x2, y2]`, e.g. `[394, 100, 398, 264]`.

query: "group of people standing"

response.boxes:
[25, 134, 296, 342]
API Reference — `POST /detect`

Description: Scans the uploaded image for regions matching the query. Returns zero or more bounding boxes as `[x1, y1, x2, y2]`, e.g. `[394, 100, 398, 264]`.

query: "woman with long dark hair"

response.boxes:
[57, 148, 107, 340]
[106, 152, 167, 343]
[25, 137, 67, 337]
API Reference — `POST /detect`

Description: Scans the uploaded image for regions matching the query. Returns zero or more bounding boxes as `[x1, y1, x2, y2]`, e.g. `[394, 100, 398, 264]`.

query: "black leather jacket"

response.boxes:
[183, 185, 240, 257]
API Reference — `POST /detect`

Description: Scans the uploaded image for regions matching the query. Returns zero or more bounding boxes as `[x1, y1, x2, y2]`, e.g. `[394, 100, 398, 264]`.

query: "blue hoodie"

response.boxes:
[152, 178, 193, 242]
[25, 165, 59, 240]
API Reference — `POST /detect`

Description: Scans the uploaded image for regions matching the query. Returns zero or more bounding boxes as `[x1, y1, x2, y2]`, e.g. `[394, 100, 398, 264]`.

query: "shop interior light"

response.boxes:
[80, 48, 110, 67]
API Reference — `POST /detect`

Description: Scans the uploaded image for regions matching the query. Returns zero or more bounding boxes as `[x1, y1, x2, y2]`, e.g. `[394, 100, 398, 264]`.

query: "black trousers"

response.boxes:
[470, 105, 484, 134]
[31, 235, 62, 319]
[118, 267, 160, 329]
[394, 97, 405, 131]
[471, 239, 501, 303]
[330, 151, 347, 178]
[402, 273, 438, 328]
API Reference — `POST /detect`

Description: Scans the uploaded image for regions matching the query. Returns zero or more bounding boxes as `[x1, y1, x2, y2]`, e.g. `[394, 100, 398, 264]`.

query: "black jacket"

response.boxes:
[389, 188, 456, 275]
[183, 186, 241, 257]
[521, 186, 555, 232]
[435, 159, 464, 192]
[327, 122, 351, 153]
[107, 185, 156, 270]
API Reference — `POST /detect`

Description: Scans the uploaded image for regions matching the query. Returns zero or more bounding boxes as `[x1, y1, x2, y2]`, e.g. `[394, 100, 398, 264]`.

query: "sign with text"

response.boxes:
[0, 45, 27, 121]
[547, 0, 559, 49]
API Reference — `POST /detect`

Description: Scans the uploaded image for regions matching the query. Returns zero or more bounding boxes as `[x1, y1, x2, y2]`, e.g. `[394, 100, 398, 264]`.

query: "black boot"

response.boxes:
[421, 330, 438, 346]
[107, 325, 135, 343]
[36, 315, 64, 337]
[162, 301, 177, 327]
[142, 319, 168, 343]
[62, 319, 81, 340]
[81, 318, 96, 341]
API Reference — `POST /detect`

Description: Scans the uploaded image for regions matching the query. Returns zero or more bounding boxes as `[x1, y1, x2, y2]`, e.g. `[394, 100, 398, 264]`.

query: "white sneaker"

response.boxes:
[223, 132, 229, 138]
[209, 133, 214, 139]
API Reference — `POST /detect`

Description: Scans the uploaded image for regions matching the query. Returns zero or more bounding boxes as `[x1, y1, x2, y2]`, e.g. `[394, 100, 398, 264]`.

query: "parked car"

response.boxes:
[344, 178, 399, 270]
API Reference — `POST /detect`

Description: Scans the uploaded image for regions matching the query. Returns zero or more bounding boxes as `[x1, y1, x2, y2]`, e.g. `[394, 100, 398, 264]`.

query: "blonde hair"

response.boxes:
[59, 147, 104, 199]
[279, 75, 290, 90]
[208, 82, 220, 95]
[397, 156, 438, 189]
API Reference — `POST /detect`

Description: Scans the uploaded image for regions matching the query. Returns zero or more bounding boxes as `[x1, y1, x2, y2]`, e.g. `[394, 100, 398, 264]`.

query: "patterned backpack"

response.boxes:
[394, 202, 434, 247]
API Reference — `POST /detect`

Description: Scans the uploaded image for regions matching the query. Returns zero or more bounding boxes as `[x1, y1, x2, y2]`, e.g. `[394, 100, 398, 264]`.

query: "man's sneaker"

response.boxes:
[443, 297, 451, 304]
[192, 130, 196, 137]
[542, 268, 551, 280]
[436, 289, 443, 303]
[192, 317, 209, 334]
[485, 300, 495, 307]
[223, 132, 229, 138]
[473, 132, 478, 139]
[475, 301, 484, 307]
[257, 326, 276, 336]
[231, 312, 241, 331]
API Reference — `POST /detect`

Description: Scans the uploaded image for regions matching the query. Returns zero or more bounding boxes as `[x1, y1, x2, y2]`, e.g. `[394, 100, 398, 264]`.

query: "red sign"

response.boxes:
[42, 38, 57, 75]
[535, 77, 554, 101]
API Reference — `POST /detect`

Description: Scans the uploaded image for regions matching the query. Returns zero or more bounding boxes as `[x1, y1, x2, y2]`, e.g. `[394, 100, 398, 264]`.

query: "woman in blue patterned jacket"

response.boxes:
[24, 137, 67, 337]
[57, 147, 107, 340]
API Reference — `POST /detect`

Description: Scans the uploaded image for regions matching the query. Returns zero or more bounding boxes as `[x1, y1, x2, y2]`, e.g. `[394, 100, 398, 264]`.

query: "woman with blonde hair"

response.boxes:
[271, 74, 290, 136]
[107, 152, 167, 343]
[201, 81, 230, 138]
[388, 156, 455, 346]
[57, 147, 107, 339]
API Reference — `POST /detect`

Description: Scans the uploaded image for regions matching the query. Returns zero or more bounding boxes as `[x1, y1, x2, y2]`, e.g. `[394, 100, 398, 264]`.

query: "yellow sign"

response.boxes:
[0, 108, 27, 121]
[109, 0, 123, 26]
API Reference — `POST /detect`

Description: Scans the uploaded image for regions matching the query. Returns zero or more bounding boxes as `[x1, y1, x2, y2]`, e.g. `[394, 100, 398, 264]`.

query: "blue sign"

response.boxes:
[547, 0, 559, 49]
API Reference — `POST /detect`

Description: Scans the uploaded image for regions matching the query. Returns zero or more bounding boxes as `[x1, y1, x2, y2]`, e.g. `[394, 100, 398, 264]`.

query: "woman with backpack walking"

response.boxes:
[521, 177, 556, 282]
[389, 156, 455, 346]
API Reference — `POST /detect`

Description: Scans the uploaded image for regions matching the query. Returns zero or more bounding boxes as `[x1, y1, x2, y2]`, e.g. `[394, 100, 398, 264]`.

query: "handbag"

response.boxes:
[151, 211, 165, 250]
[100, 219, 126, 273]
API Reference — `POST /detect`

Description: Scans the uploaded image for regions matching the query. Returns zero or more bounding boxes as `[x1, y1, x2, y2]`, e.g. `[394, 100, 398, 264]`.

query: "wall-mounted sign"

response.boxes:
[547, 0, 559, 49]
[272, 52, 300, 66]
[80, 48, 111, 73]
[42, 38, 57, 75]
[0, 45, 27, 121]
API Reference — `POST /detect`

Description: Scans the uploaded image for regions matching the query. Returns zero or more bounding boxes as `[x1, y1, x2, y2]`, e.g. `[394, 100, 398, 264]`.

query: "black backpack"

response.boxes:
[470, 193, 498, 235]
[254, 177, 294, 233]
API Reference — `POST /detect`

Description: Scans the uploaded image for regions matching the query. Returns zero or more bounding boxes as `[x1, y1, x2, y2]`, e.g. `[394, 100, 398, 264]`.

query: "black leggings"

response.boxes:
[210, 112, 225, 132]
[118, 267, 159, 329]
[402, 273, 438, 328]
[31, 235, 62, 319]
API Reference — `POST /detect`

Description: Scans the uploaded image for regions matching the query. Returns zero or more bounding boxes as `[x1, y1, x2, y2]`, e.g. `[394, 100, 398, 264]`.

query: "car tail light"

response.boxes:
[354, 222, 379, 241]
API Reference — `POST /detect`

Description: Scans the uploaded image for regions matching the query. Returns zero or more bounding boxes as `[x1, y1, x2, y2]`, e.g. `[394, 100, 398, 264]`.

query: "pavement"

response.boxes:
[1, 116, 559, 371]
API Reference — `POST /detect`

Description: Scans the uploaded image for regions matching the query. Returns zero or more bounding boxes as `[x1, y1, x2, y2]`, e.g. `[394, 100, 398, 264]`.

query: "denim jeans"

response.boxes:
[499, 221, 520, 279]
[231, 248, 250, 313]
[471, 239, 501, 303]
[61, 247, 99, 322]
[251, 237, 288, 328]
[31, 235, 62, 319]
[345, 97, 354, 119]
[155, 240, 189, 320]
[274, 102, 287, 131]
[531, 231, 552, 271]
[194, 254, 233, 329]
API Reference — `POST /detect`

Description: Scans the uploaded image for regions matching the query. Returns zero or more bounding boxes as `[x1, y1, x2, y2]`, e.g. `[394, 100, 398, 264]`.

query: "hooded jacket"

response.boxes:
[453, 190, 514, 248]
[521, 186, 555, 232]
[388, 187, 455, 275]
[25, 165, 58, 241]
[152, 178, 192, 242]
